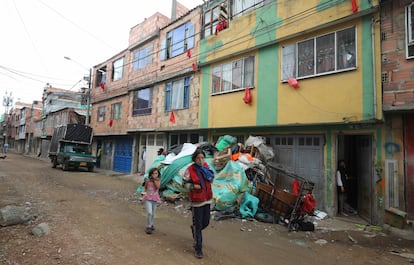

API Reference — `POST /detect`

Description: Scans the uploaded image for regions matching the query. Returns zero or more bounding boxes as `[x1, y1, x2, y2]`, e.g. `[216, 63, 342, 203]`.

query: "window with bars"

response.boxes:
[282, 27, 356, 81]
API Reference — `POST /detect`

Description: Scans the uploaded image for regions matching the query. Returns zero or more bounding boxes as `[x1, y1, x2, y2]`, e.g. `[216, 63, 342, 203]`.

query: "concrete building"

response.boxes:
[38, 85, 88, 159]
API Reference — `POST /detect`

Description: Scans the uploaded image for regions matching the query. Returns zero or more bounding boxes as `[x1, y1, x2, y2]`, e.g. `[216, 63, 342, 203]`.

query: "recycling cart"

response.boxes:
[255, 162, 315, 230]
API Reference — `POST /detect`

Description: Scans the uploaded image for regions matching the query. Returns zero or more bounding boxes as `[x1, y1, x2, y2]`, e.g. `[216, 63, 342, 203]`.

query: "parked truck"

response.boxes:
[48, 124, 96, 172]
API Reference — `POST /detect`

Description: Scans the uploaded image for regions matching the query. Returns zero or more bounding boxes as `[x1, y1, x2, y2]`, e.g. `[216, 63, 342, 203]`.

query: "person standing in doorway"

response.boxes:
[143, 167, 161, 234]
[183, 149, 215, 259]
[337, 159, 350, 216]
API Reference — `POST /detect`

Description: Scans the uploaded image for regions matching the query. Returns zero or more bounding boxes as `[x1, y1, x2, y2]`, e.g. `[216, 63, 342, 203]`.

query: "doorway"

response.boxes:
[337, 134, 373, 223]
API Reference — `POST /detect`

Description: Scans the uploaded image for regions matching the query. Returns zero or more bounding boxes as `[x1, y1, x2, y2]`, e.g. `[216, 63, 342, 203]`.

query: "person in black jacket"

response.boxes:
[337, 160, 350, 216]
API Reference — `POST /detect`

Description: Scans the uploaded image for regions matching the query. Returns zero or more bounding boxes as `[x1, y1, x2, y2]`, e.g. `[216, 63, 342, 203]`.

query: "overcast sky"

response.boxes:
[0, 0, 204, 108]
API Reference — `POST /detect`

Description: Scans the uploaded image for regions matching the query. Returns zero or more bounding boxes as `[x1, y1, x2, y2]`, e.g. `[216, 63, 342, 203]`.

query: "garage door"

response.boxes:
[269, 135, 324, 209]
[113, 138, 133, 173]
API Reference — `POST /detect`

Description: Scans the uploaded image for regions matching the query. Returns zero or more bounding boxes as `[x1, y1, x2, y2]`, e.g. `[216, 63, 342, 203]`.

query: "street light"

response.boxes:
[64, 56, 92, 126]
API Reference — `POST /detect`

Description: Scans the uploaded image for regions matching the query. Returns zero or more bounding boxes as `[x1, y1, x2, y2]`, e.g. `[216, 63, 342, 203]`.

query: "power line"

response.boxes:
[37, 0, 118, 52]
[12, 0, 48, 73]
[101, 0, 349, 85]
[0, 65, 80, 87]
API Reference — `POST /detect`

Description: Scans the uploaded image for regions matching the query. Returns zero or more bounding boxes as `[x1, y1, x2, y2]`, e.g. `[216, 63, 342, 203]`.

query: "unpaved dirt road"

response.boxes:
[0, 152, 413, 265]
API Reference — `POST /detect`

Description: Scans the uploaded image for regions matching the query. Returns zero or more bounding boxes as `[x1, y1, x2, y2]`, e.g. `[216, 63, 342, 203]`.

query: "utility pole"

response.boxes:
[2, 91, 13, 146]
[64, 56, 92, 125]
[86, 68, 91, 125]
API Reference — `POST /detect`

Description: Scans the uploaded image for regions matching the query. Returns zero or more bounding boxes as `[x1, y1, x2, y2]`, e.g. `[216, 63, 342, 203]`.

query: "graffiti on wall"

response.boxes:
[384, 142, 400, 157]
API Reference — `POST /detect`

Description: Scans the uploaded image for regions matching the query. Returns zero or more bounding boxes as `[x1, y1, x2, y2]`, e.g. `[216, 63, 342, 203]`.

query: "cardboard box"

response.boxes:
[384, 207, 407, 229]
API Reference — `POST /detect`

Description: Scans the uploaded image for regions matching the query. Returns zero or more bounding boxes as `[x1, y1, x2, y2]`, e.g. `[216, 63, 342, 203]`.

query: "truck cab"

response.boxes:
[48, 124, 96, 172]
[52, 142, 96, 171]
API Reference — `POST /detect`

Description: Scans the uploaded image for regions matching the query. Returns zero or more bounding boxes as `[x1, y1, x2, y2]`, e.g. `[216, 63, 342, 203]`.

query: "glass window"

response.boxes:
[97, 106, 105, 122]
[203, 3, 228, 38]
[298, 39, 315, 77]
[337, 28, 356, 70]
[112, 58, 124, 81]
[162, 21, 194, 59]
[316, 33, 335, 74]
[111, 102, 122, 120]
[95, 66, 107, 88]
[407, 3, 414, 44]
[133, 45, 153, 71]
[281, 45, 296, 80]
[281, 26, 356, 80]
[133, 88, 152, 116]
[165, 77, 190, 111]
[232, 0, 264, 18]
[212, 56, 255, 93]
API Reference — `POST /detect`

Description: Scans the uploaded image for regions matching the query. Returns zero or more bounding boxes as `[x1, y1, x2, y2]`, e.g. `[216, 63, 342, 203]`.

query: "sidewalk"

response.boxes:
[316, 212, 414, 241]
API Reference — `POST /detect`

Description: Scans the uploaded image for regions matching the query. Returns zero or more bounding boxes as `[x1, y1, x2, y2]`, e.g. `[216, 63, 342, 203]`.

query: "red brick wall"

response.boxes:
[128, 13, 170, 47]
[381, 0, 414, 110]
[90, 6, 202, 135]
[175, 1, 190, 18]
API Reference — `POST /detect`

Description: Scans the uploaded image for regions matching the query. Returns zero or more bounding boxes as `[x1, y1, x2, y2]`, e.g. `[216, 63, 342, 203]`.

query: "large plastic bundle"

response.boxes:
[212, 160, 250, 211]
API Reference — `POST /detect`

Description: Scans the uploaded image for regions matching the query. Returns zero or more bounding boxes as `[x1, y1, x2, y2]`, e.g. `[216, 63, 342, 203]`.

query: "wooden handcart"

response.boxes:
[255, 162, 315, 230]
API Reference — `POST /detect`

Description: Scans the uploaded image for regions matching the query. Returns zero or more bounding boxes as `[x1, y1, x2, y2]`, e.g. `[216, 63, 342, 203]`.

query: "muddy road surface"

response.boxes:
[0, 152, 412, 265]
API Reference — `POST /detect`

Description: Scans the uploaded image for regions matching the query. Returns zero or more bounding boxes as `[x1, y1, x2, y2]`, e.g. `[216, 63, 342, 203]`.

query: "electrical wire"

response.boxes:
[37, 0, 118, 52]
[3, 0, 357, 101]
[104, 0, 351, 86]
[0, 65, 80, 87]
[11, 0, 48, 73]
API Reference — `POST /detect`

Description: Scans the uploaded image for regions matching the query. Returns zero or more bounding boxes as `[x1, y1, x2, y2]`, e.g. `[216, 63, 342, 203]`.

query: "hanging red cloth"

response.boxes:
[192, 63, 197, 71]
[100, 82, 105, 90]
[291, 179, 300, 196]
[169, 110, 176, 124]
[301, 193, 316, 215]
[215, 19, 228, 35]
[109, 119, 113, 127]
[187, 49, 191, 58]
[351, 0, 358, 13]
[243, 88, 252, 104]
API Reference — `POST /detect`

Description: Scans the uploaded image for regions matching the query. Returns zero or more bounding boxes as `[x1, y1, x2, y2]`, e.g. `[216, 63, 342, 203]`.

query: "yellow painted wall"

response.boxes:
[278, 20, 364, 124]
[202, 0, 381, 128]
[208, 53, 258, 128]
[203, 0, 379, 63]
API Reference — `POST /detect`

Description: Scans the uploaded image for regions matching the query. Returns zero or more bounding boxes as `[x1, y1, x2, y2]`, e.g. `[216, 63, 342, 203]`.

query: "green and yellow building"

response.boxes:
[198, 0, 383, 223]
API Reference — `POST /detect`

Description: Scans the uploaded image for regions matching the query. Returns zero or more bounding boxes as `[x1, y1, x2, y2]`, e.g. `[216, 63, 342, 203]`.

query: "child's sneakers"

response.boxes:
[145, 227, 152, 234]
